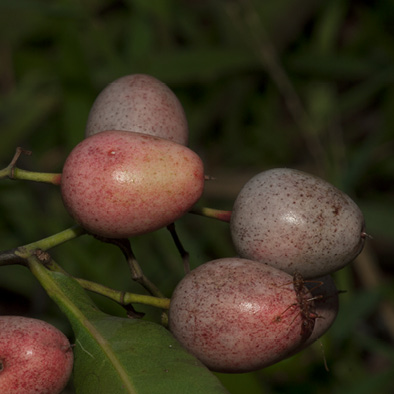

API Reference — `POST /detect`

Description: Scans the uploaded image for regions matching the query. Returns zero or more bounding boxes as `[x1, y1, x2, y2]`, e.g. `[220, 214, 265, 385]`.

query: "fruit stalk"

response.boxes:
[0, 226, 86, 267]
[43, 257, 171, 310]
[7, 167, 62, 185]
[0, 147, 61, 185]
[75, 277, 171, 310]
[17, 225, 86, 257]
[167, 223, 190, 274]
[189, 207, 232, 222]
[95, 237, 166, 298]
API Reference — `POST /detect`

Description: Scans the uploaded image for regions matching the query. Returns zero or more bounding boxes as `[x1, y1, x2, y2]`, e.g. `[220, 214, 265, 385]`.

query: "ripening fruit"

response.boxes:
[85, 74, 189, 145]
[0, 316, 73, 394]
[230, 168, 366, 278]
[169, 258, 317, 373]
[61, 130, 204, 238]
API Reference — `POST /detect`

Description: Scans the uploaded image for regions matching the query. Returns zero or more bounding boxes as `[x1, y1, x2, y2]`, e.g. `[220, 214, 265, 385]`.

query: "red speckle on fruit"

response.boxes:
[0, 316, 73, 394]
[169, 258, 314, 373]
[230, 168, 365, 278]
[85, 74, 189, 145]
[61, 131, 204, 238]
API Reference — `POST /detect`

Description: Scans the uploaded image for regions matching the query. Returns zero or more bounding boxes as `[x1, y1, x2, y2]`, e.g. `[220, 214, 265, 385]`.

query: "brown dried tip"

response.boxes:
[291, 272, 320, 342]
[361, 232, 373, 240]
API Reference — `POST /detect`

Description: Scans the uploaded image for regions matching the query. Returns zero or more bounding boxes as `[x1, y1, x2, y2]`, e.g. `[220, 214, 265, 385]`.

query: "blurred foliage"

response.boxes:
[0, 0, 393, 393]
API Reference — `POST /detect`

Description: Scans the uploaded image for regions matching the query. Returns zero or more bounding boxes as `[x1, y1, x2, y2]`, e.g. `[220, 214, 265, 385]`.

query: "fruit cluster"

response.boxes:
[0, 73, 367, 393]
[60, 73, 366, 373]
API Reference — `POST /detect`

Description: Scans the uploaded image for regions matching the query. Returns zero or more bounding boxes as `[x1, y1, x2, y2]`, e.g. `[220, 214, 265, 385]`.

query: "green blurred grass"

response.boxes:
[1, 1, 393, 393]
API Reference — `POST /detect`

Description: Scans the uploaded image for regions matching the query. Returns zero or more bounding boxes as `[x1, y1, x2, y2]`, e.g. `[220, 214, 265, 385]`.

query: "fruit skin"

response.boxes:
[61, 130, 204, 238]
[0, 316, 73, 394]
[169, 258, 316, 373]
[85, 74, 189, 145]
[230, 168, 366, 279]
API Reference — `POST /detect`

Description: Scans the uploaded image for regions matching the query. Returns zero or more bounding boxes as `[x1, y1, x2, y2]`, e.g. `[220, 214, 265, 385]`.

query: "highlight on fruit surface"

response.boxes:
[60, 130, 204, 238]
[85, 74, 189, 145]
[169, 257, 317, 373]
[230, 168, 366, 278]
[0, 316, 73, 394]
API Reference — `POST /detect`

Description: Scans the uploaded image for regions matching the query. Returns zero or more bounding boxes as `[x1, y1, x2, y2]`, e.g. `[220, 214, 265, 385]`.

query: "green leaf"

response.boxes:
[28, 257, 229, 394]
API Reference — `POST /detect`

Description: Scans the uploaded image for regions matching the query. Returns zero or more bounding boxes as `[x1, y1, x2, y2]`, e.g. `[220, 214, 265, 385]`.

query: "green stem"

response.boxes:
[0, 147, 61, 185]
[189, 207, 232, 222]
[76, 277, 171, 309]
[10, 168, 61, 185]
[1, 225, 86, 267]
[16, 225, 86, 258]
[1, 226, 169, 310]
[45, 258, 170, 309]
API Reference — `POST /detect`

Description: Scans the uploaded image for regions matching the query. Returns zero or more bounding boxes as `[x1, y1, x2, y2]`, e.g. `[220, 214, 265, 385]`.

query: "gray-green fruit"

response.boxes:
[85, 74, 188, 145]
[230, 168, 366, 278]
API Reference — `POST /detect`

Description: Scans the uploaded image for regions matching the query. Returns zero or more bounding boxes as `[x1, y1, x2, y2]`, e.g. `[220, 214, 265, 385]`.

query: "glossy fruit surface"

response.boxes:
[230, 168, 366, 278]
[0, 316, 73, 394]
[85, 74, 188, 145]
[61, 130, 204, 238]
[169, 258, 316, 373]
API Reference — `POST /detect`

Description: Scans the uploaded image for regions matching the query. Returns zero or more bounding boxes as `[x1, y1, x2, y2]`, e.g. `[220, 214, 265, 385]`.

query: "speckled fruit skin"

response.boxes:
[230, 168, 366, 279]
[0, 316, 73, 394]
[169, 258, 316, 373]
[85, 74, 189, 145]
[61, 130, 204, 238]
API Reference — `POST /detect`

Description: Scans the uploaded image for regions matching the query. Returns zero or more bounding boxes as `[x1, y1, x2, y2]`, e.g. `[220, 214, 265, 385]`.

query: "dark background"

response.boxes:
[0, 1, 393, 393]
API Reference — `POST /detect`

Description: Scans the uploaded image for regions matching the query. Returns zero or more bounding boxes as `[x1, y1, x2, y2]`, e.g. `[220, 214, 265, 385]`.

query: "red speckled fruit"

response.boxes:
[85, 74, 189, 145]
[169, 258, 316, 373]
[61, 130, 204, 238]
[230, 168, 366, 278]
[0, 316, 73, 394]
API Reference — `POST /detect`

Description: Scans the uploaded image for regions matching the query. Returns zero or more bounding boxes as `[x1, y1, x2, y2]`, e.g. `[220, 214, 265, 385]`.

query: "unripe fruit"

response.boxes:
[61, 130, 204, 238]
[0, 316, 73, 394]
[230, 168, 366, 278]
[169, 258, 317, 373]
[85, 74, 189, 145]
